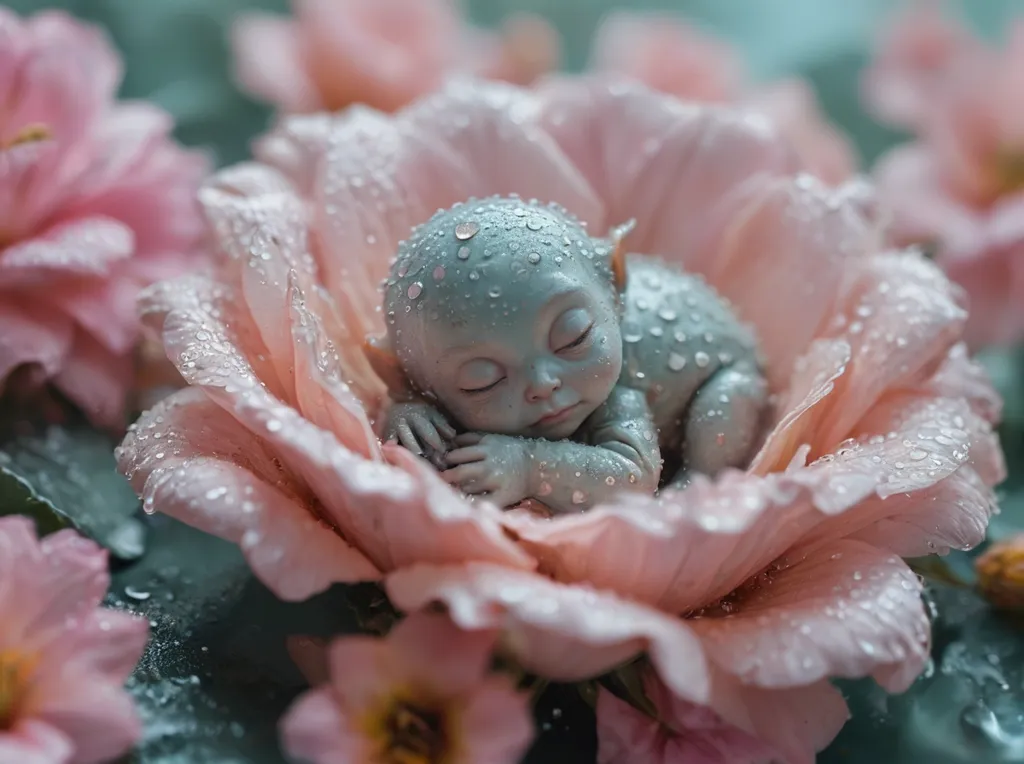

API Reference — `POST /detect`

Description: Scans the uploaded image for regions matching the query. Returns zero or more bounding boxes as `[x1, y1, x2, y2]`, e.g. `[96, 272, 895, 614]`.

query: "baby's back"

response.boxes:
[618, 256, 760, 445]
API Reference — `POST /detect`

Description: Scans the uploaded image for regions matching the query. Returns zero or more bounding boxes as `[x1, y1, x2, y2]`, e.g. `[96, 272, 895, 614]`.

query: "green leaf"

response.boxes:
[0, 418, 145, 560]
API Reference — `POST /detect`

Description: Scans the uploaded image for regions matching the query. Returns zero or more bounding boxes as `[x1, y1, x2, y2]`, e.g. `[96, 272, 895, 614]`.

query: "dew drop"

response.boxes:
[455, 222, 479, 240]
[488, 286, 502, 298]
[407, 282, 423, 299]
[527, 252, 541, 264]
[457, 245, 471, 260]
[695, 351, 711, 368]
[571, 490, 587, 505]
[432, 266, 446, 281]
[668, 352, 688, 371]
[526, 218, 544, 231]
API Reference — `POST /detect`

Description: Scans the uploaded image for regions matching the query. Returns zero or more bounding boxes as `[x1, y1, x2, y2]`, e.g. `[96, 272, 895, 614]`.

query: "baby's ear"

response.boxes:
[607, 219, 635, 293]
[363, 334, 411, 396]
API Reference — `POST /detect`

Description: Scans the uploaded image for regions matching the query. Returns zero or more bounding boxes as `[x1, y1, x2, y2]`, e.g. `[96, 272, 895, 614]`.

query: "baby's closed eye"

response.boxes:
[550, 307, 594, 353]
[457, 358, 505, 394]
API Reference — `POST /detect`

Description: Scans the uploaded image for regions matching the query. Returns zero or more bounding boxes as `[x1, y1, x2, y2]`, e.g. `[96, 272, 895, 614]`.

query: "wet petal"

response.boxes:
[231, 14, 320, 114]
[689, 539, 929, 692]
[0, 299, 73, 385]
[385, 562, 712, 707]
[0, 217, 133, 286]
[52, 329, 133, 429]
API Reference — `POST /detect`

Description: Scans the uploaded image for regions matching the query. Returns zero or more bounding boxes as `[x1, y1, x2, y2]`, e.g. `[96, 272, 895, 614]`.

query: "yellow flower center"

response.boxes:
[365, 695, 455, 764]
[3, 123, 51, 150]
[0, 650, 36, 730]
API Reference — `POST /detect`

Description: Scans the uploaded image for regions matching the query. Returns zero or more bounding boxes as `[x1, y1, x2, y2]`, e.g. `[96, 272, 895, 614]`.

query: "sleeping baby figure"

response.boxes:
[365, 196, 768, 513]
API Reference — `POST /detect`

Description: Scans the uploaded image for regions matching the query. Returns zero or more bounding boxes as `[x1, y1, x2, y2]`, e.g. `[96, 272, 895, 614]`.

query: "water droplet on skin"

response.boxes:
[527, 252, 541, 264]
[469, 271, 480, 281]
[674, 330, 687, 343]
[432, 266, 445, 281]
[572, 490, 586, 505]
[407, 282, 423, 299]
[457, 246, 471, 260]
[538, 481, 553, 496]
[605, 476, 616, 486]
[649, 326, 664, 337]
[658, 307, 678, 321]
[455, 222, 479, 240]
[526, 218, 544, 231]
[668, 353, 688, 371]
[622, 321, 644, 343]
[695, 351, 710, 368]
[488, 286, 502, 298]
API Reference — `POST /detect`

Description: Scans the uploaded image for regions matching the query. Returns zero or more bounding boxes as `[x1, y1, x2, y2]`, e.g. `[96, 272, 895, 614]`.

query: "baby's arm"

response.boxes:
[383, 400, 456, 469]
[443, 385, 661, 511]
[528, 385, 662, 512]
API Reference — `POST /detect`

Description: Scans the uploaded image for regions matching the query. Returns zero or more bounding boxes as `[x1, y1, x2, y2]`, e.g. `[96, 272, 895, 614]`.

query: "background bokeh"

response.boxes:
[5, 0, 1019, 168]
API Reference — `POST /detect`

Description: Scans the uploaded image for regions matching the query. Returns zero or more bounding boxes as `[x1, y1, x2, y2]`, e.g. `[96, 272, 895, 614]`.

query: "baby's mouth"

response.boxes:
[534, 403, 580, 428]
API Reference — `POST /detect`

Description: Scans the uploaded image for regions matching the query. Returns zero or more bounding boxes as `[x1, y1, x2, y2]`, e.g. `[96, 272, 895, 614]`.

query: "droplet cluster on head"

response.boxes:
[381, 195, 615, 361]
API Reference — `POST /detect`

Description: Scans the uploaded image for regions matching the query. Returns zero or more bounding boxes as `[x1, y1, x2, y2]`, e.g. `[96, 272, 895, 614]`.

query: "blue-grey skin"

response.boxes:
[372, 196, 768, 513]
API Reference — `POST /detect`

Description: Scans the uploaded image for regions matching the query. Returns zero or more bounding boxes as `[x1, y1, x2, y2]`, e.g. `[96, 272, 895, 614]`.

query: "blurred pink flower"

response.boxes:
[280, 610, 532, 764]
[117, 77, 1003, 762]
[594, 666, 841, 764]
[873, 18, 1024, 346]
[0, 516, 149, 763]
[231, 0, 560, 115]
[0, 9, 208, 428]
[587, 11, 857, 184]
[861, 0, 984, 130]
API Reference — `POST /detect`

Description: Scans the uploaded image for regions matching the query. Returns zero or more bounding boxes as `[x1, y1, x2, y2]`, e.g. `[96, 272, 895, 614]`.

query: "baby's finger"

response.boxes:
[431, 414, 457, 440]
[445, 446, 486, 466]
[411, 417, 445, 452]
[441, 463, 486, 486]
[453, 432, 485, 447]
[395, 422, 422, 454]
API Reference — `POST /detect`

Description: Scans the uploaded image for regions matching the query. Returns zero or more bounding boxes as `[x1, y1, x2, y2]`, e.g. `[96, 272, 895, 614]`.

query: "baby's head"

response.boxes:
[374, 196, 625, 440]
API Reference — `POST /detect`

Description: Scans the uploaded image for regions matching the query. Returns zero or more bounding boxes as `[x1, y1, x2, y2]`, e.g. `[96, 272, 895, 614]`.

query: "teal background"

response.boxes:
[4, 1, 1024, 762]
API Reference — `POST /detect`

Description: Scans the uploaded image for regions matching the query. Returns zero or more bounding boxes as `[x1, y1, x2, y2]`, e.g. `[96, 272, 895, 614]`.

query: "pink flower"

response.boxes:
[0, 9, 208, 428]
[280, 610, 532, 764]
[0, 515, 149, 763]
[594, 666, 842, 764]
[872, 19, 1024, 346]
[861, 0, 985, 130]
[231, 0, 560, 115]
[117, 77, 1003, 762]
[587, 11, 857, 185]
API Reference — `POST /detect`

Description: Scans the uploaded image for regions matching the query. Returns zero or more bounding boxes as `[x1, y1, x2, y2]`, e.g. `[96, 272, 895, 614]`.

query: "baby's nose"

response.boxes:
[526, 365, 561, 402]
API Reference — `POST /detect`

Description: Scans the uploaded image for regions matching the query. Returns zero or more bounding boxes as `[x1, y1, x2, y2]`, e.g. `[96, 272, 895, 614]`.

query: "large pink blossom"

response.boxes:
[0, 516, 149, 763]
[116, 78, 1003, 762]
[871, 16, 1024, 347]
[231, 0, 560, 115]
[281, 610, 532, 764]
[587, 11, 857, 185]
[0, 9, 208, 428]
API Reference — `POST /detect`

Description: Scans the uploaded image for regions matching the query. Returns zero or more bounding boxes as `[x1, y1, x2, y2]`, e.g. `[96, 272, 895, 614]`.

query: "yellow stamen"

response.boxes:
[0, 650, 36, 729]
[364, 692, 456, 764]
[4, 123, 51, 149]
[992, 149, 1024, 197]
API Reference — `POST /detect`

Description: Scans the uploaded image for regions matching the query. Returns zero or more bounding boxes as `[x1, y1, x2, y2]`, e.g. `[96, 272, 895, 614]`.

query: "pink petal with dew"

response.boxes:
[0, 718, 72, 764]
[44, 609, 148, 682]
[695, 174, 872, 390]
[254, 113, 343, 196]
[688, 539, 929, 693]
[532, 77, 798, 262]
[119, 388, 379, 600]
[743, 78, 857, 186]
[52, 329, 133, 429]
[507, 393, 982, 614]
[0, 141, 58, 238]
[281, 687, 365, 764]
[588, 12, 744, 103]
[915, 342, 1002, 425]
[231, 14, 320, 114]
[314, 80, 602, 339]
[0, 299, 73, 387]
[0, 217, 133, 287]
[505, 470, 826, 615]
[385, 563, 712, 707]
[56, 272, 141, 356]
[0, 9, 30, 103]
[131, 272, 531, 575]
[812, 251, 967, 453]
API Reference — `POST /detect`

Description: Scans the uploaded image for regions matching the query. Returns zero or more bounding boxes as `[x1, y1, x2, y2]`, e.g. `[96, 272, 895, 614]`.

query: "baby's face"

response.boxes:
[385, 197, 623, 440]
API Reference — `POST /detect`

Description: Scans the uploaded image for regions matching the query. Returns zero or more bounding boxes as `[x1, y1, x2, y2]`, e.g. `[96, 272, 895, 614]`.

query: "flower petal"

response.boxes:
[459, 678, 535, 764]
[280, 686, 362, 764]
[0, 719, 73, 764]
[0, 299, 73, 386]
[533, 76, 798, 264]
[51, 328, 133, 429]
[385, 563, 712, 707]
[688, 539, 929, 692]
[119, 388, 380, 600]
[254, 113, 342, 195]
[0, 217, 133, 287]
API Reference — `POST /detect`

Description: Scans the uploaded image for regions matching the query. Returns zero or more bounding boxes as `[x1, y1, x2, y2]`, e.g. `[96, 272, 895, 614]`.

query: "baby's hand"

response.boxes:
[443, 433, 531, 508]
[383, 401, 456, 460]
